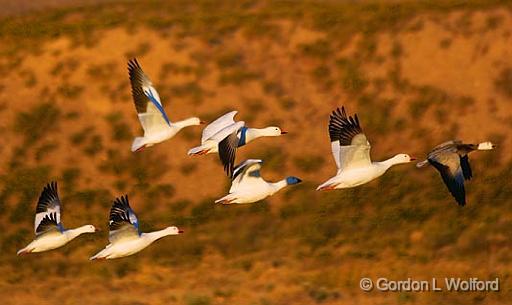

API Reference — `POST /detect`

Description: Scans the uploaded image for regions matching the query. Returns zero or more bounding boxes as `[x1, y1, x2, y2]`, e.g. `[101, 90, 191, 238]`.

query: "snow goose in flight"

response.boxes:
[416, 140, 496, 206]
[128, 58, 204, 152]
[17, 182, 97, 255]
[317, 107, 415, 191]
[188, 111, 287, 177]
[215, 159, 301, 204]
[90, 195, 183, 260]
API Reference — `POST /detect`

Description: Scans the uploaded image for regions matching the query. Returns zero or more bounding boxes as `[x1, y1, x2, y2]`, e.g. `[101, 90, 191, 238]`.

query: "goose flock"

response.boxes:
[17, 58, 496, 259]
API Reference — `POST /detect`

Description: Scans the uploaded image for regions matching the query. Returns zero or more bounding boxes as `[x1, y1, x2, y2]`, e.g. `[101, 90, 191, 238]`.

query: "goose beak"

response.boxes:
[95, 228, 102, 232]
[178, 229, 184, 234]
[492, 144, 497, 149]
[410, 156, 417, 161]
[200, 120, 207, 125]
[281, 131, 288, 135]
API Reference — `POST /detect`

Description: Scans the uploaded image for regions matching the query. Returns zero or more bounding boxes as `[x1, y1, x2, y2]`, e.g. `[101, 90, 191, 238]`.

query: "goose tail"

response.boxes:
[416, 160, 429, 168]
[131, 137, 147, 152]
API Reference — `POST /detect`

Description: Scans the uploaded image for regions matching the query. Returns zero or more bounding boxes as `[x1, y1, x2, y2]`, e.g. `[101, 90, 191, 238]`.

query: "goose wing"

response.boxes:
[230, 159, 264, 192]
[201, 111, 238, 144]
[328, 107, 371, 171]
[428, 151, 466, 206]
[128, 58, 171, 135]
[34, 182, 64, 235]
[216, 121, 245, 178]
[108, 195, 140, 243]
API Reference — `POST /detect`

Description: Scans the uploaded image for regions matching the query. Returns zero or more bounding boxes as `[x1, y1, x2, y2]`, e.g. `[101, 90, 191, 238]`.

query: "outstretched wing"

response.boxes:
[460, 155, 472, 180]
[108, 195, 140, 243]
[230, 159, 264, 192]
[328, 107, 371, 171]
[201, 111, 238, 144]
[428, 153, 466, 206]
[219, 130, 240, 178]
[128, 58, 171, 135]
[34, 181, 63, 235]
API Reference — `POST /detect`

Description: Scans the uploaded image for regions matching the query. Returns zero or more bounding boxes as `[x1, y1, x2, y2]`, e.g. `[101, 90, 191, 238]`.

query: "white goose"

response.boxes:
[17, 182, 97, 255]
[128, 58, 203, 152]
[317, 107, 415, 191]
[188, 111, 287, 176]
[416, 140, 496, 206]
[215, 159, 302, 204]
[90, 195, 183, 260]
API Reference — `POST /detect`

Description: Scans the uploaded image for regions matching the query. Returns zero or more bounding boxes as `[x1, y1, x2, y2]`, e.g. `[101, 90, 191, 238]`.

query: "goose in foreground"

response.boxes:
[17, 182, 97, 255]
[188, 111, 287, 177]
[90, 195, 183, 260]
[128, 58, 203, 152]
[215, 159, 302, 204]
[416, 140, 496, 206]
[317, 107, 415, 191]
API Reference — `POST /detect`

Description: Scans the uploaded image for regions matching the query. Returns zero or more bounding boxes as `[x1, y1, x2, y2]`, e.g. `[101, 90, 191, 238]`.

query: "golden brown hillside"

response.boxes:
[0, 1, 511, 304]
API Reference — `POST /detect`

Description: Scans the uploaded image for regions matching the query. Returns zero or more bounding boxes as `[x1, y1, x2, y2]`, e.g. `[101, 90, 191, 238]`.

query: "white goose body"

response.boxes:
[90, 195, 182, 260]
[317, 107, 414, 191]
[215, 160, 301, 204]
[128, 58, 202, 152]
[90, 229, 178, 260]
[189, 111, 287, 177]
[18, 226, 95, 254]
[17, 182, 97, 255]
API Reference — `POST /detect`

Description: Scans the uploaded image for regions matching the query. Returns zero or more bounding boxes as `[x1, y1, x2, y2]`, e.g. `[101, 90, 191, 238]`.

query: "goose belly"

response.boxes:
[29, 234, 69, 252]
[228, 186, 272, 204]
[105, 239, 151, 258]
[145, 129, 175, 144]
[335, 167, 386, 188]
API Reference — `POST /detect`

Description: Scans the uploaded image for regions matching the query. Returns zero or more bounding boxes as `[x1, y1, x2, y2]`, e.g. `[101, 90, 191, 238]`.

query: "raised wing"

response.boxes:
[219, 131, 240, 178]
[230, 159, 263, 191]
[34, 181, 62, 235]
[328, 107, 371, 171]
[108, 195, 140, 243]
[428, 153, 466, 206]
[201, 111, 238, 144]
[128, 58, 171, 135]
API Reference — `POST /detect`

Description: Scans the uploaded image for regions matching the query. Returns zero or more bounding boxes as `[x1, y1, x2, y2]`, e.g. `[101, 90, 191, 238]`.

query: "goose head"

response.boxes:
[260, 126, 288, 136]
[477, 141, 496, 150]
[165, 226, 184, 235]
[392, 154, 416, 164]
[285, 176, 302, 185]
[79, 224, 98, 234]
[185, 117, 206, 126]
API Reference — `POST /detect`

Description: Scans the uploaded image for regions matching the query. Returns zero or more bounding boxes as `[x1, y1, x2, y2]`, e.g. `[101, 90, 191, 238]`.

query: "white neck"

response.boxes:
[379, 155, 405, 169]
[143, 228, 178, 242]
[64, 225, 93, 240]
[172, 117, 198, 129]
[269, 180, 288, 195]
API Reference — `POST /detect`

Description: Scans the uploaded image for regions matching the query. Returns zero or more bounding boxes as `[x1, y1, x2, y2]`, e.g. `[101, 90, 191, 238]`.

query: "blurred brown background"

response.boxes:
[0, 0, 511, 304]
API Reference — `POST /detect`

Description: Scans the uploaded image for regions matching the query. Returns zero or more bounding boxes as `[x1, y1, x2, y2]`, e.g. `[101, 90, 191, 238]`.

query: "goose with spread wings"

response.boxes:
[128, 58, 204, 152]
[317, 107, 415, 191]
[17, 182, 97, 255]
[188, 111, 287, 177]
[416, 140, 495, 206]
[215, 159, 301, 204]
[90, 195, 183, 260]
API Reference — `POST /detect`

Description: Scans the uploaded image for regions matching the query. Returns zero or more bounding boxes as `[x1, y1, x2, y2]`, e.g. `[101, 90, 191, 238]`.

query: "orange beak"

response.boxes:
[410, 156, 417, 161]
[200, 120, 207, 125]
[281, 131, 288, 135]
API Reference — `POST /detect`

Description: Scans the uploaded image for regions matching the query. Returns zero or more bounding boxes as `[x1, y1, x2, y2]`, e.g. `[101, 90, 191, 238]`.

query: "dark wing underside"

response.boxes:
[36, 212, 63, 235]
[219, 130, 240, 178]
[460, 155, 472, 180]
[429, 159, 466, 206]
[108, 195, 140, 242]
[328, 106, 364, 146]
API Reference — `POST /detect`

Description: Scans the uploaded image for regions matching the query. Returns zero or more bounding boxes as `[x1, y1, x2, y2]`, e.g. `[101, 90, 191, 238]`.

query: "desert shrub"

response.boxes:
[299, 39, 331, 59]
[494, 67, 512, 99]
[180, 162, 197, 176]
[170, 82, 205, 104]
[216, 51, 243, 69]
[337, 58, 368, 94]
[125, 42, 152, 58]
[294, 155, 325, 172]
[58, 83, 84, 99]
[262, 80, 285, 97]
[19, 69, 37, 87]
[70, 126, 95, 145]
[218, 69, 260, 86]
[14, 102, 61, 144]
[62, 167, 81, 192]
[106, 112, 132, 142]
[184, 294, 211, 305]
[35, 141, 58, 161]
[84, 134, 103, 156]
